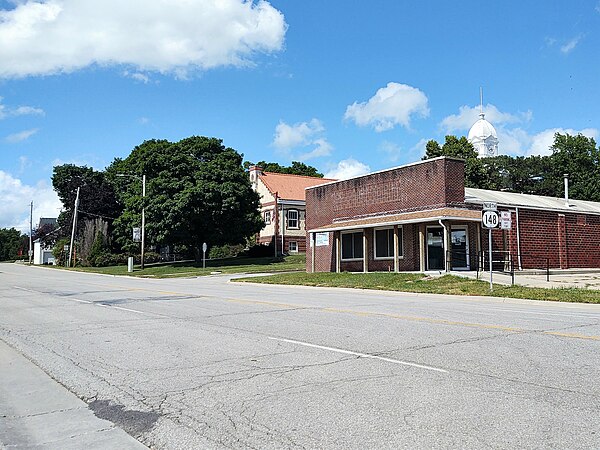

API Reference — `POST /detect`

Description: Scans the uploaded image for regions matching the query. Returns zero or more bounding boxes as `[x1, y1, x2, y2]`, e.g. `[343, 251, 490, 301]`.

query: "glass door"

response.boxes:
[450, 227, 470, 270]
[426, 227, 444, 270]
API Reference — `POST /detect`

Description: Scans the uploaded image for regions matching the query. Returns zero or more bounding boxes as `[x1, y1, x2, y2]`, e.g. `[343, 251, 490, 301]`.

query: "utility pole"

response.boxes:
[29, 201, 33, 264]
[141, 174, 146, 270]
[68, 187, 80, 268]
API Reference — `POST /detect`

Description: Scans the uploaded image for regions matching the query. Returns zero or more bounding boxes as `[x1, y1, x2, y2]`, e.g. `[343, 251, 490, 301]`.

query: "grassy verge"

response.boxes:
[49, 254, 306, 278]
[234, 272, 600, 304]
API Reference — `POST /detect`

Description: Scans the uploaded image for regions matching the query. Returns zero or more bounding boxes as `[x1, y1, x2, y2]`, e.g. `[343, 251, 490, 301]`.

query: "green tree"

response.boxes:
[549, 133, 600, 202]
[244, 160, 323, 177]
[0, 228, 26, 261]
[51, 164, 120, 243]
[108, 137, 264, 258]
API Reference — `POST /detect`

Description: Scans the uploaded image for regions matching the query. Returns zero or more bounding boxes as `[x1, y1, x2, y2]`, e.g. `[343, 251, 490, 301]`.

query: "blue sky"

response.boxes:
[1, 0, 599, 230]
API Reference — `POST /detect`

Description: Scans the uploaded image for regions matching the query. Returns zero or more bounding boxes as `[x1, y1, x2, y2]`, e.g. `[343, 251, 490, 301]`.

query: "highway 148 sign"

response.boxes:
[482, 210, 500, 228]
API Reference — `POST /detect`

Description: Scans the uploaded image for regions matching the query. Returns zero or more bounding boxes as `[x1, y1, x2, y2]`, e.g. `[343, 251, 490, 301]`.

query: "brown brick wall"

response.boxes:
[479, 209, 600, 270]
[306, 157, 465, 231]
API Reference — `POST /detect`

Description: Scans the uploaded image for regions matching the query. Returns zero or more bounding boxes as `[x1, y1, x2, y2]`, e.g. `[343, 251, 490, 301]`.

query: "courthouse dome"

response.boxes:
[468, 112, 499, 158]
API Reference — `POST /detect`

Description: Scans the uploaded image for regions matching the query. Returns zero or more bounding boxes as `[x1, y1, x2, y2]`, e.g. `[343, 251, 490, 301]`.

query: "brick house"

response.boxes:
[249, 166, 335, 254]
[305, 156, 600, 272]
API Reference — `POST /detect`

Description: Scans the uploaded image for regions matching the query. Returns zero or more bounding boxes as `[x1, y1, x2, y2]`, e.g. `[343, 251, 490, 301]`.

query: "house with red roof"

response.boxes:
[249, 166, 335, 254]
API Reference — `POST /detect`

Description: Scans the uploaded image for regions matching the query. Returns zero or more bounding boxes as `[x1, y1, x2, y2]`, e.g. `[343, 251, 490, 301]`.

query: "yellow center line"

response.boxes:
[81, 281, 600, 342]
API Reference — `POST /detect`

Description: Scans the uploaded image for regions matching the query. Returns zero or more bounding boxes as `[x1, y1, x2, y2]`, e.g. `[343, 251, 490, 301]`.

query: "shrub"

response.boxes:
[209, 244, 245, 259]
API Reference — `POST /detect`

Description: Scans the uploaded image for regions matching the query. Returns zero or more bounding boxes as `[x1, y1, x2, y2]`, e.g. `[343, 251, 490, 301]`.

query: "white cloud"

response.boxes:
[5, 128, 39, 143]
[272, 118, 332, 160]
[0, 170, 62, 232]
[499, 127, 599, 156]
[0, 0, 287, 79]
[123, 70, 150, 83]
[440, 104, 532, 133]
[596, 1, 600, 13]
[19, 155, 31, 173]
[298, 138, 333, 161]
[324, 158, 371, 180]
[560, 34, 583, 54]
[273, 118, 324, 149]
[344, 82, 429, 132]
[0, 97, 45, 119]
[138, 117, 150, 125]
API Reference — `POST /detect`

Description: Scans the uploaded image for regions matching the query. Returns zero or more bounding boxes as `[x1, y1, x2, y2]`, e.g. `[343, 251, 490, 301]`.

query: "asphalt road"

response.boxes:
[1, 263, 599, 449]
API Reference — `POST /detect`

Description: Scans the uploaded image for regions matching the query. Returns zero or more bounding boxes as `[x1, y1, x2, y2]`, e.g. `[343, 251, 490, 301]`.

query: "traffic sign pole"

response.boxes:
[481, 203, 498, 292]
[489, 228, 493, 291]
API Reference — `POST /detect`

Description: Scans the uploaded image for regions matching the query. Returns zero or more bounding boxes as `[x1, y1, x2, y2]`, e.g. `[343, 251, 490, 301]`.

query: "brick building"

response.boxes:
[305, 156, 600, 272]
[249, 166, 335, 254]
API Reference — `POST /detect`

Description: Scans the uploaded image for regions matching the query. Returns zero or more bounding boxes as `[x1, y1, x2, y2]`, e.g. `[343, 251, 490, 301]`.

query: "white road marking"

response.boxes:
[112, 305, 151, 315]
[71, 298, 92, 304]
[268, 336, 448, 373]
[13, 286, 39, 294]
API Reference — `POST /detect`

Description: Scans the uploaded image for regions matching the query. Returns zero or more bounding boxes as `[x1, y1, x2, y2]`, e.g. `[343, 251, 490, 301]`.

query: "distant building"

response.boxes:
[249, 166, 335, 254]
[468, 90, 499, 158]
[33, 217, 58, 265]
[468, 111, 499, 158]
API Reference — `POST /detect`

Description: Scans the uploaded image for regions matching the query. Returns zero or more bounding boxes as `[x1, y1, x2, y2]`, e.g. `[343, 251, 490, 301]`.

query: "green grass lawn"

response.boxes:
[234, 272, 600, 304]
[50, 254, 306, 278]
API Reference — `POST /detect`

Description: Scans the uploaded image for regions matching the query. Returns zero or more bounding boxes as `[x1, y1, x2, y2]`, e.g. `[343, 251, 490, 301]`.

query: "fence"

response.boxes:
[446, 250, 553, 286]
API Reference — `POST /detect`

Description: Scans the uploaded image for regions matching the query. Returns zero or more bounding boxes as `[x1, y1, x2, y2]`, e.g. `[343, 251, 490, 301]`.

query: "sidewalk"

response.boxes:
[452, 269, 600, 289]
[0, 340, 146, 450]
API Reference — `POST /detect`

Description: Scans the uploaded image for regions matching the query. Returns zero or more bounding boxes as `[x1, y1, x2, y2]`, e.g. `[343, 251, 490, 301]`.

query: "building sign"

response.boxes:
[315, 232, 329, 246]
[500, 211, 512, 229]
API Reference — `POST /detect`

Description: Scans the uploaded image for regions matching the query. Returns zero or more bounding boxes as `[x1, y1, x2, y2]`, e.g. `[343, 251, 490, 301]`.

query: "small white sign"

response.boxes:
[501, 219, 512, 230]
[63, 244, 69, 251]
[500, 211, 511, 220]
[202, 242, 208, 253]
[482, 202, 497, 211]
[132, 227, 141, 242]
[482, 210, 500, 228]
[315, 232, 329, 246]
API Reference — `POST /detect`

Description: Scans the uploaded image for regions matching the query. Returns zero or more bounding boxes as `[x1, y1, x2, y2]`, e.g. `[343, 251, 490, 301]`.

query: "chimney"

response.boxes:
[248, 165, 263, 190]
[564, 174, 570, 207]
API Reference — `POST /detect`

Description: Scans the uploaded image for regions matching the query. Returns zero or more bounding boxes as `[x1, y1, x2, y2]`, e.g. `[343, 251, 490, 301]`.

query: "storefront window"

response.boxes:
[341, 231, 363, 260]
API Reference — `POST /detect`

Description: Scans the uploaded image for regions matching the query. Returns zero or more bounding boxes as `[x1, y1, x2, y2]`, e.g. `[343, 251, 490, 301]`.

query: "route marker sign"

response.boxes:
[482, 210, 500, 229]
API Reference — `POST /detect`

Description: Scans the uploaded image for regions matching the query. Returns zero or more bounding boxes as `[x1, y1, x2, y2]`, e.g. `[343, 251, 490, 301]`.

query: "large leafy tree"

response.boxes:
[0, 228, 26, 261]
[107, 137, 264, 257]
[549, 133, 600, 202]
[244, 160, 323, 177]
[51, 164, 120, 240]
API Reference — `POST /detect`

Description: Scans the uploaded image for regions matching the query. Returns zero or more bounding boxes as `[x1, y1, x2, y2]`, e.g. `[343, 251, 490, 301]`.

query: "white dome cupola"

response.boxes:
[467, 89, 499, 158]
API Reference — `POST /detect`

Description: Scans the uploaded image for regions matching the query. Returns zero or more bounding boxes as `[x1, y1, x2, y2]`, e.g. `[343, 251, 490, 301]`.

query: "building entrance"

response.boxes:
[450, 228, 470, 270]
[426, 227, 444, 270]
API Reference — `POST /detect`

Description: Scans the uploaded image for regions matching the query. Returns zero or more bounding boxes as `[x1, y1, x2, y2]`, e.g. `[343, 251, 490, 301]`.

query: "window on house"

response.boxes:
[341, 231, 364, 260]
[287, 209, 299, 229]
[264, 211, 271, 224]
[288, 241, 298, 253]
[374, 227, 403, 259]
